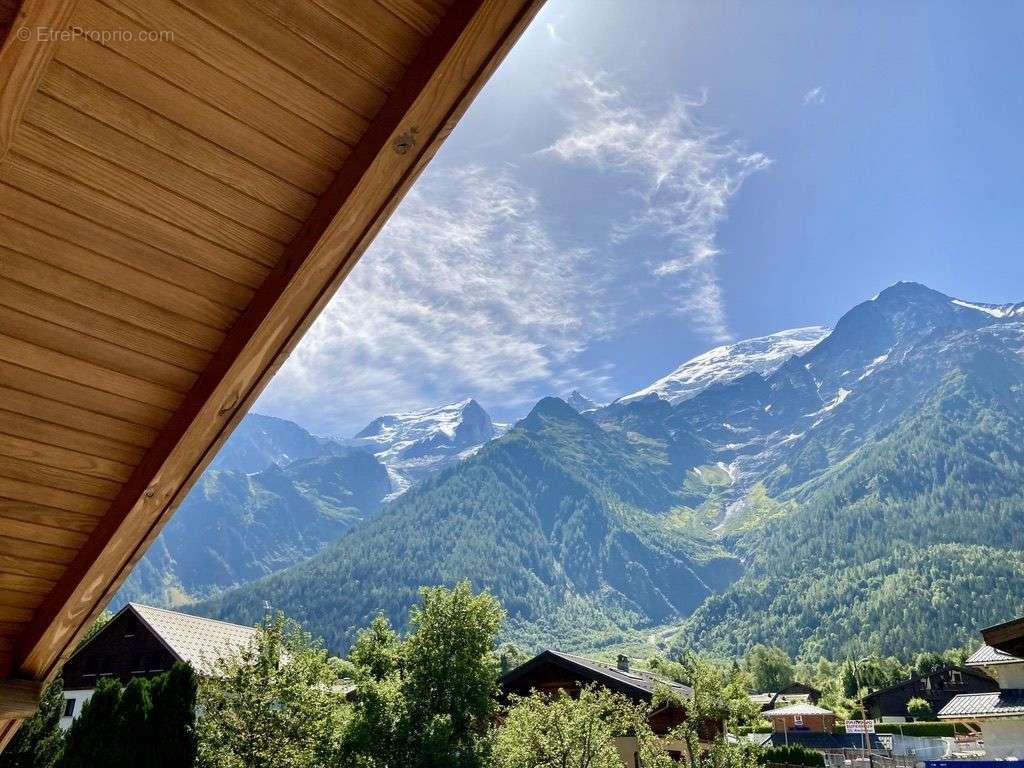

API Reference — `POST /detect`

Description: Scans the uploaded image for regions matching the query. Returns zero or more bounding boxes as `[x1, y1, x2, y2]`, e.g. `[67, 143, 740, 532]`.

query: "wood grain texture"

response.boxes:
[102, 0, 369, 148]
[0, 0, 545, 751]
[0, 0, 78, 162]
[40, 62, 318, 220]
[13, 0, 545, 681]
[54, 38, 335, 193]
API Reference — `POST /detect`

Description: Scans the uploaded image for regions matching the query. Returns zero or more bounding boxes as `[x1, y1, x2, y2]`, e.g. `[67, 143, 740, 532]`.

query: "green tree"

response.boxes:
[59, 677, 123, 768]
[492, 685, 675, 768]
[148, 663, 199, 768]
[341, 581, 504, 768]
[907, 697, 934, 721]
[197, 612, 344, 768]
[744, 645, 794, 693]
[0, 679, 65, 768]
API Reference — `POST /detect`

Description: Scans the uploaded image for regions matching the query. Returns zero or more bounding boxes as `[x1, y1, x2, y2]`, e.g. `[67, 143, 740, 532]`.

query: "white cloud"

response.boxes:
[542, 72, 772, 341]
[257, 166, 610, 434]
[803, 86, 825, 105]
[258, 72, 771, 433]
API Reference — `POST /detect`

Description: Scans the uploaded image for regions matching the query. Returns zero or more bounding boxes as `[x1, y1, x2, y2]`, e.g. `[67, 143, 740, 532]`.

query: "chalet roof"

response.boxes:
[965, 645, 1024, 667]
[129, 604, 256, 676]
[938, 691, 1024, 719]
[862, 665, 995, 704]
[982, 615, 1024, 659]
[500, 650, 693, 702]
[762, 703, 835, 717]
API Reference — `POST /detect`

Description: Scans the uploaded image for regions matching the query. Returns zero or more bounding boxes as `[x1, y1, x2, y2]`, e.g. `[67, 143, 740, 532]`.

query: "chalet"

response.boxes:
[500, 651, 724, 764]
[939, 615, 1024, 759]
[863, 665, 997, 722]
[759, 703, 887, 751]
[59, 604, 256, 729]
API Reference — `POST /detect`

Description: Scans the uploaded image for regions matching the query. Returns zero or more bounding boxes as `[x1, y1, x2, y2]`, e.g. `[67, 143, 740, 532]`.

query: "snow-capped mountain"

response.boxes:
[350, 398, 505, 495]
[564, 390, 601, 413]
[618, 326, 831, 405]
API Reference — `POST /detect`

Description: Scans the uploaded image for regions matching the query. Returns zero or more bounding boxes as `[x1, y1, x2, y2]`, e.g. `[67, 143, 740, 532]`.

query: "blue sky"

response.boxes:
[256, 0, 1024, 435]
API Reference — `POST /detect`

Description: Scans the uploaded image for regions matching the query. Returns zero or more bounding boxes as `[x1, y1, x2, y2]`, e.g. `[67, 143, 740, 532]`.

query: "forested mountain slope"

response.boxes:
[199, 398, 741, 652]
[193, 282, 1024, 659]
[674, 342, 1024, 658]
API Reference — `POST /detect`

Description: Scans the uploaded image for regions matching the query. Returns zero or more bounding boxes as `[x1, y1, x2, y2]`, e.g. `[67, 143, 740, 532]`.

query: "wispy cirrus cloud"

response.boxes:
[258, 70, 770, 433]
[542, 72, 772, 341]
[257, 166, 610, 434]
[803, 85, 825, 105]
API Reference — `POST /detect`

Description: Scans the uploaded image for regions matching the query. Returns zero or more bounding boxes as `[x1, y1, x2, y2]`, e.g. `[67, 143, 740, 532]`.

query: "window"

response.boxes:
[951, 670, 963, 685]
[63, 698, 75, 717]
[794, 714, 804, 726]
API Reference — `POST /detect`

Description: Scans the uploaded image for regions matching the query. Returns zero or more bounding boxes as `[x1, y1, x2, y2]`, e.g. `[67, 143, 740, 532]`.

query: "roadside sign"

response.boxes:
[877, 734, 894, 750]
[846, 720, 875, 734]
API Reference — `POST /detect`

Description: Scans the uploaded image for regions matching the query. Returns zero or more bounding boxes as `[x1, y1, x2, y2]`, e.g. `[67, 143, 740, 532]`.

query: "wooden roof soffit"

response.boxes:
[0, 0, 544, 748]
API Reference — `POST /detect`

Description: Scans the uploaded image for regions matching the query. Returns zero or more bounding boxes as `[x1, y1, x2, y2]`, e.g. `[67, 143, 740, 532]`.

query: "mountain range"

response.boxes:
[128, 282, 1024, 660]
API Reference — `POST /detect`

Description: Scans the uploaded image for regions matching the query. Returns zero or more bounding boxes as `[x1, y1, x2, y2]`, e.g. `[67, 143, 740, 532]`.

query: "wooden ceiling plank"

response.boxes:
[0, 433, 133, 483]
[0, 0, 79, 163]
[0, 555, 64, 583]
[0, 536, 75, 567]
[0, 475, 108, 516]
[25, 94, 303, 244]
[0, 573, 55, 598]
[0, 334, 185, 411]
[0, 211, 238, 336]
[0, 245, 227, 353]
[0, 364, 173, 438]
[75, 0, 351, 174]
[0, 278, 214, 377]
[1, 159, 270, 290]
[312, 0, 426, 65]
[10, 0, 545, 694]
[0, 456, 120, 501]
[40, 62, 318, 221]
[14, 125, 286, 265]
[182, 0, 388, 120]
[0, 514, 92, 549]
[55, 39, 334, 193]
[101, 0, 369, 149]
[0, 303, 202, 390]
[0, 607, 38, 626]
[241, 0, 407, 89]
[382, 0, 444, 37]
[0, 180, 253, 311]
[0, 501, 100, 533]
[0, 406, 149, 463]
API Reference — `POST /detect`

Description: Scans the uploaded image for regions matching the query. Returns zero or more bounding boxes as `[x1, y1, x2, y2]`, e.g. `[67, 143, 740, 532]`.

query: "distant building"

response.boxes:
[939, 615, 1024, 759]
[751, 682, 823, 712]
[500, 650, 724, 765]
[762, 702, 837, 733]
[60, 603, 256, 729]
[863, 665, 997, 722]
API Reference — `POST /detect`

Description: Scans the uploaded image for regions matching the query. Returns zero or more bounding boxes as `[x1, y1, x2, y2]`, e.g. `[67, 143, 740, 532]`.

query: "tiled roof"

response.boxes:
[545, 651, 694, 700]
[130, 604, 257, 675]
[965, 645, 1023, 667]
[763, 703, 835, 717]
[938, 690, 1024, 719]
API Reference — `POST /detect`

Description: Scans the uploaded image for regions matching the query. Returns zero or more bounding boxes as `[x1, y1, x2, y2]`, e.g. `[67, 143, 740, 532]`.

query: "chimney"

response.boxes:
[617, 654, 630, 672]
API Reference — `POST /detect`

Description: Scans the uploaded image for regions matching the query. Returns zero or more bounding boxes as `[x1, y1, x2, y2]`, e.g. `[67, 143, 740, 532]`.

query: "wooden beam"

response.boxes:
[0, 679, 41, 719]
[0, 0, 544, 749]
[0, 0, 77, 163]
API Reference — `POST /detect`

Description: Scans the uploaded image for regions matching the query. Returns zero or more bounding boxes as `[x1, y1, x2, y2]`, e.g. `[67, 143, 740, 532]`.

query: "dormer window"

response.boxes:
[950, 670, 963, 685]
